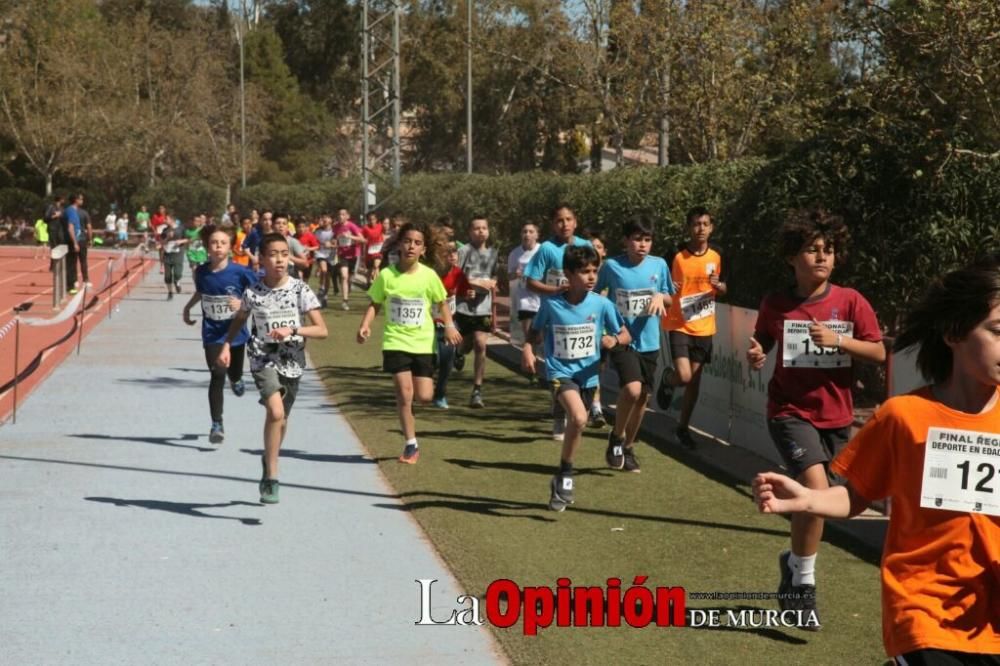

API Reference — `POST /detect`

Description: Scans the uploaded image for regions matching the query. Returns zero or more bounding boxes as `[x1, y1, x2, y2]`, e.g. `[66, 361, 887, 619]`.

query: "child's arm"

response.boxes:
[808, 318, 886, 363]
[217, 310, 250, 368]
[521, 327, 542, 373]
[436, 298, 463, 346]
[602, 325, 631, 350]
[298, 309, 327, 340]
[182, 292, 202, 326]
[526, 277, 566, 296]
[357, 302, 380, 343]
[753, 472, 870, 519]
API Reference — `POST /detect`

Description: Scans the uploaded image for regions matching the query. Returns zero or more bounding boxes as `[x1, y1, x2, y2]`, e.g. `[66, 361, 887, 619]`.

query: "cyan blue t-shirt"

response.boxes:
[194, 261, 259, 346]
[64, 206, 81, 239]
[595, 254, 674, 353]
[531, 291, 624, 388]
[523, 236, 593, 293]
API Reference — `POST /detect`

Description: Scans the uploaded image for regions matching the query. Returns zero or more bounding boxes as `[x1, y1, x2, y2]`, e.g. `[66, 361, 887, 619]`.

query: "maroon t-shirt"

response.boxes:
[753, 283, 882, 428]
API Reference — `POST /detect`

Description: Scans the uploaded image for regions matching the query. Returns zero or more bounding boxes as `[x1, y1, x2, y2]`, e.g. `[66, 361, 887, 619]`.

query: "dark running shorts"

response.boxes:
[767, 415, 850, 478]
[610, 346, 659, 389]
[454, 312, 492, 335]
[383, 350, 435, 378]
[669, 331, 714, 364]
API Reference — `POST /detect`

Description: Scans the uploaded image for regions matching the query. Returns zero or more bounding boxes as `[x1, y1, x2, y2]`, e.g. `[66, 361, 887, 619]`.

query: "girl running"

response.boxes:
[432, 239, 471, 409]
[754, 254, 1000, 661]
[357, 222, 462, 463]
[182, 225, 258, 444]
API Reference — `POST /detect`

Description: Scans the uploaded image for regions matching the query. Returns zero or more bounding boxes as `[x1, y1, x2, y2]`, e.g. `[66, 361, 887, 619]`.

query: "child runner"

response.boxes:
[182, 224, 258, 444]
[454, 215, 499, 408]
[432, 240, 471, 409]
[746, 208, 885, 628]
[218, 231, 327, 504]
[657, 206, 728, 449]
[160, 221, 187, 299]
[362, 211, 385, 286]
[524, 204, 594, 440]
[233, 217, 253, 267]
[333, 208, 365, 310]
[115, 212, 130, 248]
[357, 222, 463, 463]
[522, 245, 630, 511]
[583, 228, 609, 427]
[507, 222, 542, 382]
[753, 254, 1000, 658]
[596, 217, 673, 473]
[313, 215, 334, 305]
[185, 215, 208, 273]
[295, 219, 320, 284]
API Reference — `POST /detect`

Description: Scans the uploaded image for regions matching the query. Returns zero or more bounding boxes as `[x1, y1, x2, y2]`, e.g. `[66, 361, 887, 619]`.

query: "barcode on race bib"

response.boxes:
[553, 323, 596, 360]
[389, 296, 425, 327]
[929, 467, 948, 479]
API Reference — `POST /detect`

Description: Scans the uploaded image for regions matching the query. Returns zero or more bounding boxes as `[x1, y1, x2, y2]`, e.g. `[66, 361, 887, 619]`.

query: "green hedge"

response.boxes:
[0, 187, 45, 218]
[129, 179, 227, 222]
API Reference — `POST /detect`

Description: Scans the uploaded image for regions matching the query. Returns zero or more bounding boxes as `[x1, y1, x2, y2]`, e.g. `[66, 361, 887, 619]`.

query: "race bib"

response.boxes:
[254, 306, 300, 339]
[389, 296, 424, 327]
[337, 235, 353, 247]
[616, 288, 654, 319]
[920, 427, 1000, 517]
[164, 241, 178, 254]
[367, 242, 383, 255]
[544, 268, 567, 288]
[201, 294, 235, 321]
[553, 323, 596, 360]
[432, 295, 457, 319]
[781, 320, 854, 368]
[680, 290, 715, 322]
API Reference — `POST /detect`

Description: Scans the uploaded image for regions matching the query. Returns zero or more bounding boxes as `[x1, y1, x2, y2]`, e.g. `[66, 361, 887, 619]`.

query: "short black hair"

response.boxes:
[622, 217, 654, 238]
[779, 208, 849, 263]
[259, 232, 288, 255]
[550, 204, 576, 221]
[468, 214, 488, 228]
[894, 253, 1000, 383]
[686, 206, 712, 226]
[200, 223, 236, 246]
[563, 244, 600, 273]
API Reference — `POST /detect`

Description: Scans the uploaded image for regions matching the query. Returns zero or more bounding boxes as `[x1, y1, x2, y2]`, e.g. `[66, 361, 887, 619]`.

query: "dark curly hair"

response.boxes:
[779, 208, 850, 264]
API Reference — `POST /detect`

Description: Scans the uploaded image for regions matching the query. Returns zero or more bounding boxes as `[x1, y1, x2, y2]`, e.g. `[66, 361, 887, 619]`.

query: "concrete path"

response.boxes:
[0, 272, 503, 665]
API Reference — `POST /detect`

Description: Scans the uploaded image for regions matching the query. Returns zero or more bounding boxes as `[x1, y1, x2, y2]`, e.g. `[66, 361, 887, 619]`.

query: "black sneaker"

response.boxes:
[623, 447, 641, 473]
[548, 474, 574, 512]
[209, 421, 224, 444]
[605, 432, 625, 470]
[588, 406, 607, 428]
[676, 426, 697, 450]
[260, 478, 280, 504]
[778, 550, 794, 610]
[789, 584, 821, 631]
[656, 372, 674, 410]
[453, 352, 466, 371]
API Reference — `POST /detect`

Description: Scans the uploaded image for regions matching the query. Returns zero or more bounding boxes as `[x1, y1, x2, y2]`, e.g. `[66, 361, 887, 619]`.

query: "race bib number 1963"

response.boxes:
[255, 306, 300, 338]
[389, 296, 424, 327]
[616, 288, 653, 319]
[782, 320, 854, 368]
[920, 427, 1000, 517]
[553, 323, 596, 360]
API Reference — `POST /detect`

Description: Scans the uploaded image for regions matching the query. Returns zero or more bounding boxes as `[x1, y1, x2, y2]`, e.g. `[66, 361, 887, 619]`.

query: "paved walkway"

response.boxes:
[0, 272, 502, 665]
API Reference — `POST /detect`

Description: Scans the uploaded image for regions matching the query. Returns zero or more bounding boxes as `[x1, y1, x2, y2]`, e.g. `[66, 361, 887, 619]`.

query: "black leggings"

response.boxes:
[204, 344, 245, 423]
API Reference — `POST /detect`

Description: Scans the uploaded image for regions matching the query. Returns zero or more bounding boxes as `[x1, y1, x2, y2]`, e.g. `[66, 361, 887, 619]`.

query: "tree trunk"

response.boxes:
[658, 66, 670, 166]
[590, 123, 603, 173]
[45, 172, 53, 197]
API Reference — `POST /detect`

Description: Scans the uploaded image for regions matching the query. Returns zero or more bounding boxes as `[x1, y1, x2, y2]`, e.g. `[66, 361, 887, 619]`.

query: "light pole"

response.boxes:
[237, 0, 247, 189]
[466, 0, 472, 174]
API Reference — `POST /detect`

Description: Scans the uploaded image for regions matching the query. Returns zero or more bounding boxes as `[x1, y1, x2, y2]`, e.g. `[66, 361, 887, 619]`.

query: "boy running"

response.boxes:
[596, 218, 673, 473]
[523, 245, 629, 511]
[754, 254, 1000, 657]
[524, 205, 594, 440]
[218, 231, 328, 504]
[182, 224, 258, 444]
[746, 209, 885, 628]
[362, 212, 385, 286]
[358, 222, 462, 463]
[432, 241, 471, 409]
[657, 206, 728, 449]
[454, 215, 499, 408]
[333, 208, 365, 310]
[507, 222, 542, 381]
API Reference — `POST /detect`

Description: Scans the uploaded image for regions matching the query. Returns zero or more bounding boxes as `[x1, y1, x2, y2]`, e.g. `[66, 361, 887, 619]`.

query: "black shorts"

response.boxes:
[669, 331, 714, 364]
[517, 309, 537, 322]
[383, 350, 435, 378]
[315, 256, 332, 267]
[454, 312, 492, 335]
[610, 347, 658, 389]
[334, 259, 354, 273]
[550, 377, 597, 405]
[767, 416, 850, 478]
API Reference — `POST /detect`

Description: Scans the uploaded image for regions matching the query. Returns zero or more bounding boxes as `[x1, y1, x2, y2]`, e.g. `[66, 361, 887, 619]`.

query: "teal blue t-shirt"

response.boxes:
[595, 254, 673, 353]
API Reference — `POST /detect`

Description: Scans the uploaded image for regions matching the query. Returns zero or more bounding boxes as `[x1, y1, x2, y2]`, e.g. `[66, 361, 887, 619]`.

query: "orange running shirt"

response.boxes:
[662, 244, 724, 337]
[831, 387, 1000, 658]
[232, 230, 250, 266]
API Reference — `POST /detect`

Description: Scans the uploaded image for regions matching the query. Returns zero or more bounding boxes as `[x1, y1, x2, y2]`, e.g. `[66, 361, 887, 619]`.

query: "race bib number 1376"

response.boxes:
[920, 427, 1000, 517]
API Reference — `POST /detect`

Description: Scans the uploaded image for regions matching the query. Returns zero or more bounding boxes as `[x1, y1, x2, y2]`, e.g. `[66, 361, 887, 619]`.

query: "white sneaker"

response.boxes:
[552, 417, 566, 441]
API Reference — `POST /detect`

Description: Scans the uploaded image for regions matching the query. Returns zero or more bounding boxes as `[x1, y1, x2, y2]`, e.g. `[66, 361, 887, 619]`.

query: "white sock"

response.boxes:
[591, 401, 602, 413]
[406, 438, 418, 449]
[789, 552, 816, 586]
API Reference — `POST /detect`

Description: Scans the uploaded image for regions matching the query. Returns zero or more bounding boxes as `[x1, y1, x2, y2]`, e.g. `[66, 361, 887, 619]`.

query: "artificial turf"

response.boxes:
[310, 291, 886, 666]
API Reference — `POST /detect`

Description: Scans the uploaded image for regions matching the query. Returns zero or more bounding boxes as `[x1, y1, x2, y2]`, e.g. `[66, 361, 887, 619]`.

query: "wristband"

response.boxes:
[445, 323, 457, 329]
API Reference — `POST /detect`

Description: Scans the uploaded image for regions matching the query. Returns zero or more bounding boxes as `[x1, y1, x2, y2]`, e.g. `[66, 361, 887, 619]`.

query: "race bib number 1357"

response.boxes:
[920, 427, 1000, 517]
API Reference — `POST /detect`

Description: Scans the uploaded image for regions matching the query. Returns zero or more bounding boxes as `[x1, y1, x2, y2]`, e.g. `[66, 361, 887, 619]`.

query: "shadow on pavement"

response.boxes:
[240, 448, 375, 464]
[85, 497, 262, 525]
[70, 432, 216, 452]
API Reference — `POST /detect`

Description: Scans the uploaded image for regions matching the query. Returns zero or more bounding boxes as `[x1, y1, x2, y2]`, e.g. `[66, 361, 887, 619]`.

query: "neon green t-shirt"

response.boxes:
[34, 219, 49, 243]
[368, 263, 446, 354]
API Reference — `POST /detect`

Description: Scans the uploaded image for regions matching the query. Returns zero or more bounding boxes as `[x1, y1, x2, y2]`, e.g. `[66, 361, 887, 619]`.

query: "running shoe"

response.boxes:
[69, 288, 79, 295]
[259, 478, 280, 504]
[231, 379, 246, 397]
[548, 474, 574, 512]
[399, 444, 420, 464]
[676, 426, 698, 450]
[453, 352, 465, 371]
[623, 447, 641, 473]
[175, 282, 182, 294]
[588, 406, 607, 428]
[469, 390, 485, 409]
[259, 455, 267, 493]
[552, 417, 566, 441]
[432, 397, 449, 409]
[341, 300, 350, 311]
[605, 432, 625, 470]
[166, 291, 172, 300]
[209, 421, 224, 444]
[778, 550, 794, 608]
[777, 552, 821, 630]
[656, 372, 674, 410]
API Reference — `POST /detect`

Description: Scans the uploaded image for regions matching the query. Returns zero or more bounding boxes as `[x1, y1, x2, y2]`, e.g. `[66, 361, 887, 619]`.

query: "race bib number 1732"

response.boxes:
[553, 323, 596, 361]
